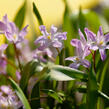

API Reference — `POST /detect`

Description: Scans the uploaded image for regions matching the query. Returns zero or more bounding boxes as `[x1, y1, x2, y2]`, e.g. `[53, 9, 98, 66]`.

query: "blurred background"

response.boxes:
[0, 0, 101, 26]
[0, 0, 106, 34]
[1, 0, 109, 108]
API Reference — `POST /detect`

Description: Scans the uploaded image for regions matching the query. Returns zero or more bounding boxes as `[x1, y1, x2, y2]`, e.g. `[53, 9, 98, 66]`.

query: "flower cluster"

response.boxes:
[34, 25, 67, 61]
[0, 85, 22, 108]
[66, 26, 109, 69]
[0, 14, 28, 44]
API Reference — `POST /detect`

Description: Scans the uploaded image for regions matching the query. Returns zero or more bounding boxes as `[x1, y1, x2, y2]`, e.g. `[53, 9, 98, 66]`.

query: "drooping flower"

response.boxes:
[0, 14, 28, 44]
[85, 26, 109, 61]
[66, 41, 90, 69]
[34, 25, 67, 58]
[0, 85, 23, 109]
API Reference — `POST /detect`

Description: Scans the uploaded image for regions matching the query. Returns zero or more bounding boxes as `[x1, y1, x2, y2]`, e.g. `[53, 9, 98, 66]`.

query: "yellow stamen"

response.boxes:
[99, 41, 103, 45]
[13, 35, 16, 39]
[47, 35, 51, 39]
[76, 57, 79, 61]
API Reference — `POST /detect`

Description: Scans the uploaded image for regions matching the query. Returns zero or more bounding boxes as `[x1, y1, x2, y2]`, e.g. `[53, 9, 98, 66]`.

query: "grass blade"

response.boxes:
[9, 77, 31, 109]
[33, 2, 43, 25]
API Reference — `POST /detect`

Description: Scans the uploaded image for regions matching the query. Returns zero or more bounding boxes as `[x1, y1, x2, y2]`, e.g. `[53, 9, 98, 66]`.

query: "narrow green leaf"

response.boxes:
[41, 89, 64, 103]
[78, 8, 86, 33]
[46, 63, 88, 81]
[84, 11, 100, 32]
[77, 86, 109, 101]
[9, 78, 31, 109]
[98, 90, 109, 101]
[62, 0, 74, 57]
[33, 2, 43, 25]
[30, 82, 41, 109]
[20, 61, 42, 91]
[86, 65, 98, 109]
[6, 44, 16, 78]
[14, 1, 26, 29]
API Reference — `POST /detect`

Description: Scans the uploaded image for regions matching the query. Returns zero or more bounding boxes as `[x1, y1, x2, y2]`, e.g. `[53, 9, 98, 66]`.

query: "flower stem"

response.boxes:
[93, 51, 96, 73]
[13, 43, 22, 73]
[3, 57, 17, 70]
[89, 50, 96, 73]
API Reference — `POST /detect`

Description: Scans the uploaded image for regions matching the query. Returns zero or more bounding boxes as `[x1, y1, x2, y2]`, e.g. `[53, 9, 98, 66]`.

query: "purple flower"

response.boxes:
[33, 48, 53, 62]
[66, 41, 90, 69]
[0, 85, 23, 108]
[0, 14, 28, 44]
[35, 25, 67, 50]
[85, 26, 109, 61]
[71, 29, 90, 57]
[0, 44, 8, 57]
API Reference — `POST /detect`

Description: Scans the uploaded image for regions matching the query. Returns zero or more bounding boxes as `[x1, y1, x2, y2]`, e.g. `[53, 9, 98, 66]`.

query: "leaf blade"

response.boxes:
[9, 78, 31, 109]
[33, 2, 43, 25]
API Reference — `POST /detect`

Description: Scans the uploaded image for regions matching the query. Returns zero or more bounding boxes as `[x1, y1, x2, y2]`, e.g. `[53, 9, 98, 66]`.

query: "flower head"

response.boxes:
[34, 25, 67, 59]
[0, 14, 28, 44]
[35, 25, 67, 50]
[0, 85, 23, 108]
[66, 41, 90, 69]
[85, 26, 109, 61]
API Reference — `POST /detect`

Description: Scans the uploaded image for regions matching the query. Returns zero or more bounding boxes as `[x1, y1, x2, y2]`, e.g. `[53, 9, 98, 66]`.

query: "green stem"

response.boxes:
[13, 43, 22, 73]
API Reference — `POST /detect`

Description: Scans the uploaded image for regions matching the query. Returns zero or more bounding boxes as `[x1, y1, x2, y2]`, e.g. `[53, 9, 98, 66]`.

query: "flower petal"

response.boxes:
[90, 45, 98, 51]
[99, 49, 106, 61]
[19, 25, 28, 37]
[55, 32, 67, 40]
[69, 63, 80, 69]
[106, 45, 109, 49]
[34, 36, 46, 45]
[5, 32, 13, 42]
[65, 56, 78, 62]
[0, 21, 6, 32]
[81, 59, 91, 68]
[82, 45, 90, 58]
[8, 22, 16, 34]
[50, 25, 57, 35]
[2, 14, 8, 24]
[78, 29, 86, 44]
[71, 39, 80, 47]
[39, 25, 49, 36]
[76, 41, 83, 57]
[97, 26, 104, 38]
[52, 40, 62, 48]
[84, 28, 96, 41]
[105, 33, 109, 43]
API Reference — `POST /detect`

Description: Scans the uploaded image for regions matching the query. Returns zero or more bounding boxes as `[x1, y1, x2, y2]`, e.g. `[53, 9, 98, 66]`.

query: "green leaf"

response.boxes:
[33, 2, 43, 25]
[20, 61, 42, 91]
[14, 1, 26, 29]
[6, 44, 16, 78]
[9, 78, 31, 109]
[41, 89, 64, 103]
[84, 11, 100, 32]
[98, 90, 109, 101]
[46, 63, 88, 81]
[62, 0, 74, 57]
[77, 85, 109, 101]
[78, 8, 86, 33]
[30, 82, 41, 109]
[86, 65, 98, 109]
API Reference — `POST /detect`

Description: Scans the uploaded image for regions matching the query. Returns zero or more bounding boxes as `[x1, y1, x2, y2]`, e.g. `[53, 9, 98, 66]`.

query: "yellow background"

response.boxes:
[0, 0, 101, 44]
